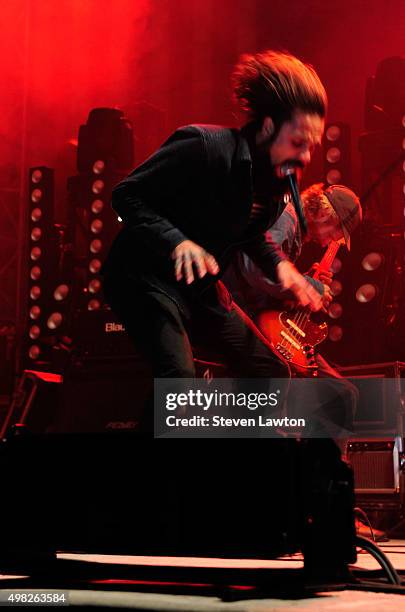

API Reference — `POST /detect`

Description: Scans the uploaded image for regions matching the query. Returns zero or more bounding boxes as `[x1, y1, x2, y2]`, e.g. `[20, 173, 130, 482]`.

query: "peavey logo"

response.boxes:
[106, 421, 138, 429]
[105, 322, 126, 333]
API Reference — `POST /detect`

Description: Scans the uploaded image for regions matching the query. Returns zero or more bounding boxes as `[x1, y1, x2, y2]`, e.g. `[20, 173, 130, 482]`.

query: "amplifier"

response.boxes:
[71, 308, 136, 359]
[338, 361, 405, 436]
[70, 309, 231, 376]
[347, 437, 403, 494]
[347, 437, 405, 531]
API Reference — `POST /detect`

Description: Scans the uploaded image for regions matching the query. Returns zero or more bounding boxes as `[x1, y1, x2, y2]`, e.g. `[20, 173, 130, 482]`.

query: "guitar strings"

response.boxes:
[277, 242, 339, 354]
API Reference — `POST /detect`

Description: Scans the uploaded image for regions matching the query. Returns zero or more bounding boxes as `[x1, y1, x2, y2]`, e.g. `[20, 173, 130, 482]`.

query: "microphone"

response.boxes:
[276, 162, 307, 235]
[277, 161, 298, 178]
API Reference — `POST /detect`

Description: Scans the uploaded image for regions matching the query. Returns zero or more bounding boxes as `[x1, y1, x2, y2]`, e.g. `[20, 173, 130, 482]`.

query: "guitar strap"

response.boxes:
[229, 252, 259, 318]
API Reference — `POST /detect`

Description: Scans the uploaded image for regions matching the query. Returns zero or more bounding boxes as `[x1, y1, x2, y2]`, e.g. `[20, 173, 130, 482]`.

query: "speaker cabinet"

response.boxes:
[1, 358, 150, 436]
[1, 357, 228, 436]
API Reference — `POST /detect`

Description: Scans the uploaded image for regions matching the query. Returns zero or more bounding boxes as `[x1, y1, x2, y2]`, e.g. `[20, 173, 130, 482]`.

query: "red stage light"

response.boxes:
[29, 325, 41, 340]
[88, 279, 101, 294]
[356, 283, 378, 303]
[88, 299, 101, 311]
[326, 168, 341, 184]
[31, 208, 42, 222]
[362, 252, 383, 271]
[326, 125, 341, 141]
[331, 257, 342, 274]
[329, 325, 343, 342]
[92, 160, 105, 174]
[326, 147, 341, 163]
[91, 199, 104, 214]
[90, 239, 102, 253]
[89, 259, 101, 273]
[30, 286, 41, 300]
[30, 266, 42, 280]
[47, 312, 63, 329]
[29, 306, 41, 319]
[31, 169, 43, 183]
[90, 219, 103, 234]
[328, 302, 343, 319]
[54, 284, 70, 301]
[92, 179, 104, 194]
[31, 188, 43, 203]
[31, 227, 42, 241]
[28, 345, 41, 360]
[330, 279, 342, 296]
[30, 247, 42, 260]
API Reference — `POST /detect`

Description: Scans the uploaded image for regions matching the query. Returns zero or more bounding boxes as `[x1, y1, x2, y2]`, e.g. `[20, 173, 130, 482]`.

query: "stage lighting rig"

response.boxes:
[25, 168, 73, 371]
[68, 108, 133, 318]
[323, 122, 352, 188]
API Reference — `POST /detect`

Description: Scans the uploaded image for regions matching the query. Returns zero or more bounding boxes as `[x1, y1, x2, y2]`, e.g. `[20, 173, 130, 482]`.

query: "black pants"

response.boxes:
[315, 353, 359, 432]
[104, 275, 289, 379]
[285, 353, 358, 440]
[103, 275, 290, 430]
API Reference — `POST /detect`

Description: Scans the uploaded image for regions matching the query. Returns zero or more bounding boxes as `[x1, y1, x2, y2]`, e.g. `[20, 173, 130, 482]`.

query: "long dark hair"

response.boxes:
[232, 50, 327, 126]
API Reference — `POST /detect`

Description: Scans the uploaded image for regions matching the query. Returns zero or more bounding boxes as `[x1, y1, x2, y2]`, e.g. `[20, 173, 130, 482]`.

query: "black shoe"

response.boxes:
[304, 562, 357, 585]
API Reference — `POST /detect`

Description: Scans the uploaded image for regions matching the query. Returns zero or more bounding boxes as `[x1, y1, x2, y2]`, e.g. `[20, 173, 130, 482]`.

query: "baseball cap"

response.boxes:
[323, 185, 362, 250]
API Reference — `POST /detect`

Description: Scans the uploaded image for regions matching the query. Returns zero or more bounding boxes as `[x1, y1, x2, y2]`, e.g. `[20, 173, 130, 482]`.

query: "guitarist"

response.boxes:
[223, 183, 362, 446]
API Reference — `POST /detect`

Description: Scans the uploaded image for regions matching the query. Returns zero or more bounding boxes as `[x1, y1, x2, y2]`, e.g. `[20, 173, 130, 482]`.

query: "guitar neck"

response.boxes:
[312, 241, 340, 280]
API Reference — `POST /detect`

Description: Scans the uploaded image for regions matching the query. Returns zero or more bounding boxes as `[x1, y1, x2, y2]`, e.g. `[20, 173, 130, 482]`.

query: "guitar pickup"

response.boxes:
[286, 318, 306, 337]
[280, 331, 301, 350]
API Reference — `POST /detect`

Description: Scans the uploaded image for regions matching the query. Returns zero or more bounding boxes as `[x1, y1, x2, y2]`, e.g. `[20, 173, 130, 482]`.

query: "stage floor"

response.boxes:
[1, 540, 405, 609]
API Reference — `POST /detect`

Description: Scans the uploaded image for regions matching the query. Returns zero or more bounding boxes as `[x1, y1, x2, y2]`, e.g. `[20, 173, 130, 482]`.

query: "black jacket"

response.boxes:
[102, 124, 287, 315]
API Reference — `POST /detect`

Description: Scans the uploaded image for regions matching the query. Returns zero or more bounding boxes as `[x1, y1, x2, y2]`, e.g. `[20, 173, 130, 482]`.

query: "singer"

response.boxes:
[102, 50, 327, 399]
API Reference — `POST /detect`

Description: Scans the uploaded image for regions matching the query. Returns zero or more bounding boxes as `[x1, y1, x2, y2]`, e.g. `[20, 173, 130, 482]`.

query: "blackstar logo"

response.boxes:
[105, 322, 126, 333]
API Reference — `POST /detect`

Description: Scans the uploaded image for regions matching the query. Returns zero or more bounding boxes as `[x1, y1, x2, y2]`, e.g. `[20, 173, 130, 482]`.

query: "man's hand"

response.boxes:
[322, 284, 333, 309]
[171, 240, 219, 284]
[308, 262, 333, 285]
[276, 260, 322, 311]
